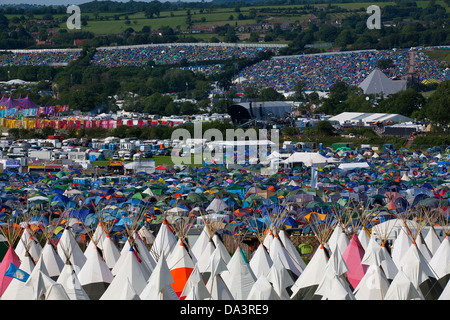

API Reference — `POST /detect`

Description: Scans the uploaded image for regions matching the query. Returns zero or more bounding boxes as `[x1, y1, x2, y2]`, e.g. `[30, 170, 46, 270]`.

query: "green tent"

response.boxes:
[131, 192, 146, 200]
[226, 184, 246, 193]
[149, 185, 168, 196]
[337, 198, 347, 208]
[186, 193, 207, 204]
[52, 184, 71, 190]
[298, 243, 314, 256]
[150, 214, 165, 224]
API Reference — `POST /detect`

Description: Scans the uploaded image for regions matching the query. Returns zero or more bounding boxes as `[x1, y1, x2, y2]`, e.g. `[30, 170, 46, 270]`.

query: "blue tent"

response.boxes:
[65, 209, 90, 220]
[98, 207, 124, 221]
[223, 197, 239, 208]
[411, 187, 434, 197]
[422, 182, 434, 190]
[52, 194, 70, 204]
[195, 187, 205, 194]
[84, 214, 99, 227]
[65, 201, 78, 209]
[282, 216, 298, 228]
[258, 204, 285, 216]
[123, 198, 143, 206]
[30, 214, 49, 226]
[99, 188, 116, 195]
[248, 219, 265, 232]
[104, 197, 124, 206]
[116, 216, 133, 227]
[394, 197, 408, 212]
[84, 196, 104, 205]
[49, 189, 65, 195]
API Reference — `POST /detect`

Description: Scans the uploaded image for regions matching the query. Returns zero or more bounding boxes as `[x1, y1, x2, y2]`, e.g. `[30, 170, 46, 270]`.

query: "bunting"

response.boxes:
[0, 116, 183, 129]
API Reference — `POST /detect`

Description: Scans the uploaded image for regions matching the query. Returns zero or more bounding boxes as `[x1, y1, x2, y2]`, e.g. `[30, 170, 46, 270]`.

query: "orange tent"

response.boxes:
[304, 212, 327, 222]
[167, 240, 194, 299]
[234, 208, 252, 216]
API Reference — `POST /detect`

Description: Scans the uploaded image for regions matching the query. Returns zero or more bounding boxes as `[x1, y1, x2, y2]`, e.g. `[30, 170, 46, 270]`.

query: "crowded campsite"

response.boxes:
[0, 0, 450, 305]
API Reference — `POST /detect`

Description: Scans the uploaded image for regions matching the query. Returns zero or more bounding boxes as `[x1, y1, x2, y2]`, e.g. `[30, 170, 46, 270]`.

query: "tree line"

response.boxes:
[0, 46, 274, 115]
[7, 119, 237, 143]
[0, 1, 448, 49]
[281, 2, 449, 55]
[1, 44, 449, 129]
[314, 79, 450, 129]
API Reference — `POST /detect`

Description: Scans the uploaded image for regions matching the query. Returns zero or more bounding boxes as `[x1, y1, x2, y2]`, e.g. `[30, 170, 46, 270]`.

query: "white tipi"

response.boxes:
[313, 245, 355, 300]
[15, 227, 42, 263]
[266, 259, 294, 300]
[384, 269, 423, 300]
[77, 239, 114, 300]
[290, 244, 329, 300]
[247, 276, 280, 300]
[249, 243, 273, 278]
[56, 228, 86, 272]
[424, 228, 442, 256]
[38, 240, 65, 281]
[150, 219, 177, 261]
[221, 247, 256, 300]
[205, 247, 233, 300]
[56, 263, 90, 300]
[269, 233, 301, 279]
[140, 255, 178, 300]
[181, 265, 211, 300]
[100, 246, 149, 299]
[429, 236, 450, 282]
[278, 229, 306, 274]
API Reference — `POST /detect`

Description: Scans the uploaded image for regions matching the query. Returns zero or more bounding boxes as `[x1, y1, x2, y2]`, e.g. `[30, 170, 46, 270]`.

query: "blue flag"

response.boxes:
[4, 263, 30, 282]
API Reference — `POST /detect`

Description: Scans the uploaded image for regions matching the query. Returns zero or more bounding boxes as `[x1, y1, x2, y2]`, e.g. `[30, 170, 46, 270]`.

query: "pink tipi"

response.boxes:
[0, 224, 22, 297]
[342, 233, 368, 290]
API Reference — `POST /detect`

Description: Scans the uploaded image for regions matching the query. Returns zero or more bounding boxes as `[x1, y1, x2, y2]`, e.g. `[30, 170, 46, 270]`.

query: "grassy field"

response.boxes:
[153, 155, 174, 166]
[424, 49, 450, 64]
[53, 0, 448, 35]
[153, 155, 209, 168]
[4, 0, 447, 37]
[93, 155, 206, 168]
[80, 8, 270, 34]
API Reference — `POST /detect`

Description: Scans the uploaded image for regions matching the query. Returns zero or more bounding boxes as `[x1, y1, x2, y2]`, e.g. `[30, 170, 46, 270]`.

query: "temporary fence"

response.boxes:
[0, 117, 184, 130]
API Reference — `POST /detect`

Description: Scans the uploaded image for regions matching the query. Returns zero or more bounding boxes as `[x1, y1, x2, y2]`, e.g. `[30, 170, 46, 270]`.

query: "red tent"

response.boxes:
[0, 95, 40, 110]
